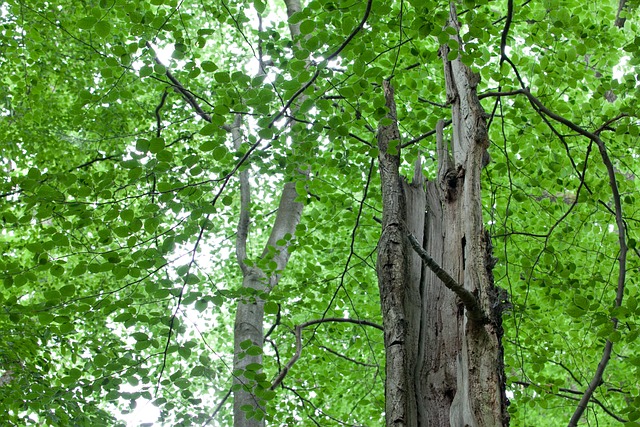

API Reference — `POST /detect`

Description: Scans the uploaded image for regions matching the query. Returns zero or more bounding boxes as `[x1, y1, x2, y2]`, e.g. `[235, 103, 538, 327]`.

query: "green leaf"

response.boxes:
[300, 20, 316, 35]
[214, 72, 230, 83]
[60, 285, 75, 297]
[253, 0, 266, 14]
[201, 61, 217, 72]
[212, 146, 227, 161]
[574, 294, 589, 310]
[94, 353, 109, 367]
[149, 137, 165, 153]
[59, 323, 75, 334]
[288, 12, 305, 24]
[132, 332, 149, 341]
[77, 17, 97, 29]
[178, 347, 192, 359]
[264, 301, 278, 314]
[246, 346, 262, 356]
[200, 124, 219, 137]
[195, 299, 208, 312]
[50, 264, 65, 277]
[94, 21, 111, 38]
[245, 363, 262, 371]
[38, 312, 55, 324]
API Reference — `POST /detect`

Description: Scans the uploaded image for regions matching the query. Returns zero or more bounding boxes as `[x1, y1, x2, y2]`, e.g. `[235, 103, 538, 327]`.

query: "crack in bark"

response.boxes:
[407, 231, 489, 325]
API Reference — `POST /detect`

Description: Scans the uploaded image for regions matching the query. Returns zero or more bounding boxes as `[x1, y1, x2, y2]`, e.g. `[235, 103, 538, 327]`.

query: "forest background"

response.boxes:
[0, 0, 638, 426]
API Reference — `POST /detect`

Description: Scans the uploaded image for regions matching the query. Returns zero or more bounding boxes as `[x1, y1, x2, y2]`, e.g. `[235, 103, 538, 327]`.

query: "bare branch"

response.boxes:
[146, 42, 212, 123]
[513, 381, 627, 423]
[499, 0, 514, 63]
[270, 318, 382, 390]
[478, 90, 527, 99]
[154, 89, 169, 137]
[493, 70, 631, 427]
[318, 345, 378, 368]
[203, 388, 232, 426]
[406, 231, 489, 324]
[400, 119, 452, 148]
[232, 115, 250, 274]
[417, 97, 447, 108]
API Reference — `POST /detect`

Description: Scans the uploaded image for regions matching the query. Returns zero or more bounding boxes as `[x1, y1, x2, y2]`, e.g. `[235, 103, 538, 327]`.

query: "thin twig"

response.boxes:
[270, 318, 382, 390]
[498, 55, 629, 427]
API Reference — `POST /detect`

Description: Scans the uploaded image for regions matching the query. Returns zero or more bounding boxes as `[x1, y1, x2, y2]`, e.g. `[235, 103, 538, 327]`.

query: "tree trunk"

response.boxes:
[232, 1, 305, 425]
[232, 182, 304, 427]
[377, 3, 509, 426]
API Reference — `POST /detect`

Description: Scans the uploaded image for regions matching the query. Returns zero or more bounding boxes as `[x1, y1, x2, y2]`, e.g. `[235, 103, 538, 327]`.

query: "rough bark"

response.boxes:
[377, 80, 418, 426]
[376, 3, 508, 426]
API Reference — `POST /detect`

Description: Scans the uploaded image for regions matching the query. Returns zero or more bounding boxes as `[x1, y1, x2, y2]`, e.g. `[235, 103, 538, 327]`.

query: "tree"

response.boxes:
[0, 0, 638, 426]
[376, 5, 508, 424]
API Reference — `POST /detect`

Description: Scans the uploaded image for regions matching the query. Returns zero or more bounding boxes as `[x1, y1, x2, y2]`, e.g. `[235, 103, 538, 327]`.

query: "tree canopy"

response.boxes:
[0, 0, 638, 425]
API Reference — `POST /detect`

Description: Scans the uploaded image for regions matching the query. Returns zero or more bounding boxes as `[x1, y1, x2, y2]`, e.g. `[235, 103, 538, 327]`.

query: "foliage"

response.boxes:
[0, 0, 638, 425]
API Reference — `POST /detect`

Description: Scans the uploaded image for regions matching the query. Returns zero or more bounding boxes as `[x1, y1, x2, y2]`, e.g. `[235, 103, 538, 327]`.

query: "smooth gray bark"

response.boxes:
[233, 182, 304, 427]
[232, 1, 305, 425]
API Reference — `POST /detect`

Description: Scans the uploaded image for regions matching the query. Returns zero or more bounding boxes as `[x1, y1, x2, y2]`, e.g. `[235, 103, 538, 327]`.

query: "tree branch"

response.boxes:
[203, 388, 232, 426]
[400, 119, 452, 148]
[615, 0, 629, 28]
[406, 231, 489, 324]
[146, 42, 213, 123]
[317, 345, 378, 368]
[497, 58, 630, 427]
[271, 0, 373, 124]
[513, 381, 627, 423]
[499, 0, 514, 63]
[232, 115, 250, 275]
[270, 318, 382, 390]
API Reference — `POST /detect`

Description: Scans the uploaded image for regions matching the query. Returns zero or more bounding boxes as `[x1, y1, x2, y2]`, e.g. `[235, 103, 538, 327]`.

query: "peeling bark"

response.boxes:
[419, 165, 507, 427]
[417, 4, 508, 425]
[376, 3, 508, 426]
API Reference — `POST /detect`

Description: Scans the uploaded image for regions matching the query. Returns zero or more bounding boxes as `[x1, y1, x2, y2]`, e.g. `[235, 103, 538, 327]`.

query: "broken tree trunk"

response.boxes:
[376, 3, 509, 426]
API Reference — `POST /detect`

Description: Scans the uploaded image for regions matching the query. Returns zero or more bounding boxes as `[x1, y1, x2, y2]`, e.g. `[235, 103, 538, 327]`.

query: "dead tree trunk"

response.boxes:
[376, 4, 509, 426]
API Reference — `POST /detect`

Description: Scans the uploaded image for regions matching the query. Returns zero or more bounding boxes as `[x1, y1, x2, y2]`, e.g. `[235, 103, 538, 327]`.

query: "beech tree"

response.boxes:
[0, 0, 638, 426]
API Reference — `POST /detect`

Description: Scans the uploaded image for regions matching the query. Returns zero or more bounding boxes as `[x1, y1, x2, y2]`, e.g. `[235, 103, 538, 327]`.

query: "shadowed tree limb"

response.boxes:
[406, 231, 489, 324]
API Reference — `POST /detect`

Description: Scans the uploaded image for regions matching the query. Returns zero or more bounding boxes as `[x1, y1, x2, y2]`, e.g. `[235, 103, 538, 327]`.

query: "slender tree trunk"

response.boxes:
[232, 1, 305, 425]
[230, 72, 305, 427]
[377, 79, 414, 426]
[232, 182, 303, 427]
[377, 3, 509, 426]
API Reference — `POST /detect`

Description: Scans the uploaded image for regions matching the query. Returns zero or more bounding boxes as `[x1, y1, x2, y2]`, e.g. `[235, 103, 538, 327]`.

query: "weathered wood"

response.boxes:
[377, 80, 412, 426]
[376, 3, 508, 426]
[413, 3, 508, 426]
